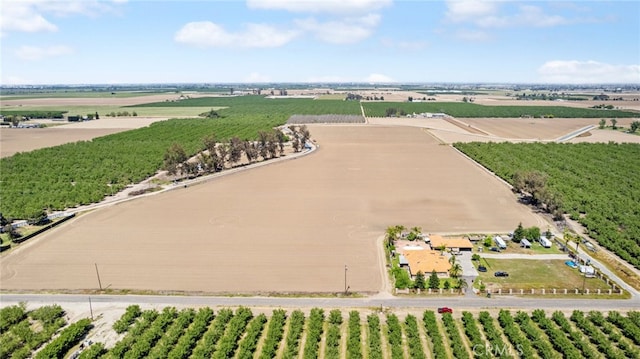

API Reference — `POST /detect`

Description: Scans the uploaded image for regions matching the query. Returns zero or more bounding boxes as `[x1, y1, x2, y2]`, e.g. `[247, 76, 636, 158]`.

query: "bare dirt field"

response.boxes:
[0, 117, 167, 158]
[0, 125, 546, 294]
[456, 117, 600, 140]
[366, 117, 640, 144]
[0, 93, 212, 107]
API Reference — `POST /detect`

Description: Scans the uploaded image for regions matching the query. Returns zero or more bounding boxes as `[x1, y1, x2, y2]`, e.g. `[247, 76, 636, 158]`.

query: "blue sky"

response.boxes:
[1, 0, 639, 85]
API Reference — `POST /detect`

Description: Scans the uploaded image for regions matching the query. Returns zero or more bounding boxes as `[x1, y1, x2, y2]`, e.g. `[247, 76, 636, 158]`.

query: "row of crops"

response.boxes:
[361, 101, 638, 118]
[3, 303, 639, 359]
[453, 142, 640, 269]
[133, 95, 638, 119]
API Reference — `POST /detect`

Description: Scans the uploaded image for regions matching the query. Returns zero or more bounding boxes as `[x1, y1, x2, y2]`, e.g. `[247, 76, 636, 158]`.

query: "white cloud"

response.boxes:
[538, 60, 640, 84]
[295, 14, 380, 44]
[0, 2, 58, 34]
[365, 73, 394, 83]
[476, 5, 569, 28]
[247, 0, 392, 14]
[445, 1, 573, 28]
[174, 22, 299, 48]
[0, 0, 125, 35]
[445, 0, 497, 23]
[16, 45, 73, 61]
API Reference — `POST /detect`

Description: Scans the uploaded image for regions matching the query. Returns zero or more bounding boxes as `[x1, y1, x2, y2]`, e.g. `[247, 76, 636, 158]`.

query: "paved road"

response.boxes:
[1, 293, 638, 311]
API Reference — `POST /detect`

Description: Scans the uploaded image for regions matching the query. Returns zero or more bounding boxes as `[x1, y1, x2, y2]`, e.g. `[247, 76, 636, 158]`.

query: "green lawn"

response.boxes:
[476, 259, 611, 291]
[506, 241, 564, 254]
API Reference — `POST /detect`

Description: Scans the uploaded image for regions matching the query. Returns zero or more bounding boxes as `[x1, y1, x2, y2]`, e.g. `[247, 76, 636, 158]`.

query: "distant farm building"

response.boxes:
[402, 250, 451, 278]
[427, 234, 473, 253]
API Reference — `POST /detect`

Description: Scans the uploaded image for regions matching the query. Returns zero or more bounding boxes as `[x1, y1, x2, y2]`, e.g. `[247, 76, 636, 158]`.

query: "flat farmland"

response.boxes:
[0, 125, 545, 294]
[457, 117, 602, 140]
[0, 117, 167, 158]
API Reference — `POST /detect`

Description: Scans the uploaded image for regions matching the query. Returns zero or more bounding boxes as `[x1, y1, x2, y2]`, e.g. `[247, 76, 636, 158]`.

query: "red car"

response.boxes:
[437, 307, 453, 314]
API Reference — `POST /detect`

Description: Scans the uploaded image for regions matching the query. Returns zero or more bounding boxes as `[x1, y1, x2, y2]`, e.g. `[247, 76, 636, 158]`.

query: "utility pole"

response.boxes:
[95, 263, 103, 291]
[344, 265, 348, 295]
[89, 297, 94, 320]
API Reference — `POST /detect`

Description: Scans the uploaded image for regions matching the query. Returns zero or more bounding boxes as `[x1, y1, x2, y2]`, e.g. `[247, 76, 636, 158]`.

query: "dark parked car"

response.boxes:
[478, 265, 487, 272]
[494, 271, 509, 277]
[437, 307, 453, 314]
[489, 247, 501, 252]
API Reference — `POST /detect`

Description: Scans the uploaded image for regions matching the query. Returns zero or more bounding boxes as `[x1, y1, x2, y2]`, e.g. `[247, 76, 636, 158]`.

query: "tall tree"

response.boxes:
[243, 141, 257, 163]
[610, 118, 617, 129]
[203, 134, 217, 154]
[455, 278, 468, 292]
[449, 263, 462, 279]
[414, 271, 426, 290]
[512, 170, 548, 205]
[512, 222, 525, 243]
[217, 143, 229, 169]
[428, 270, 440, 289]
[598, 118, 606, 129]
[630, 120, 640, 133]
[228, 137, 243, 166]
[163, 143, 187, 175]
[524, 226, 541, 241]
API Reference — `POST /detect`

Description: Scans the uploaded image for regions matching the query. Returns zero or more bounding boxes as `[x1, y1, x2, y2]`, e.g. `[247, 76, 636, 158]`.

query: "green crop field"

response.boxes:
[362, 101, 638, 118]
[2, 304, 639, 359]
[454, 142, 640, 269]
[129, 95, 362, 116]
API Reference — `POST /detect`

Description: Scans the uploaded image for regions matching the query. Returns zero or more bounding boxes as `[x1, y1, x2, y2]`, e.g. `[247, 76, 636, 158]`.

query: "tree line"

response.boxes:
[163, 125, 311, 179]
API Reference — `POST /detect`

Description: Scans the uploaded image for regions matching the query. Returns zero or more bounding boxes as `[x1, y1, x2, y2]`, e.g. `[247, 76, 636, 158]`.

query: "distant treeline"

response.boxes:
[0, 110, 67, 119]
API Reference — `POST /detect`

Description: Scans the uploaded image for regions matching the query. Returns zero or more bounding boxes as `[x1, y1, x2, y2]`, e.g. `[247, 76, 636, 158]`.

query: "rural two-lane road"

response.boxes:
[1, 293, 638, 312]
